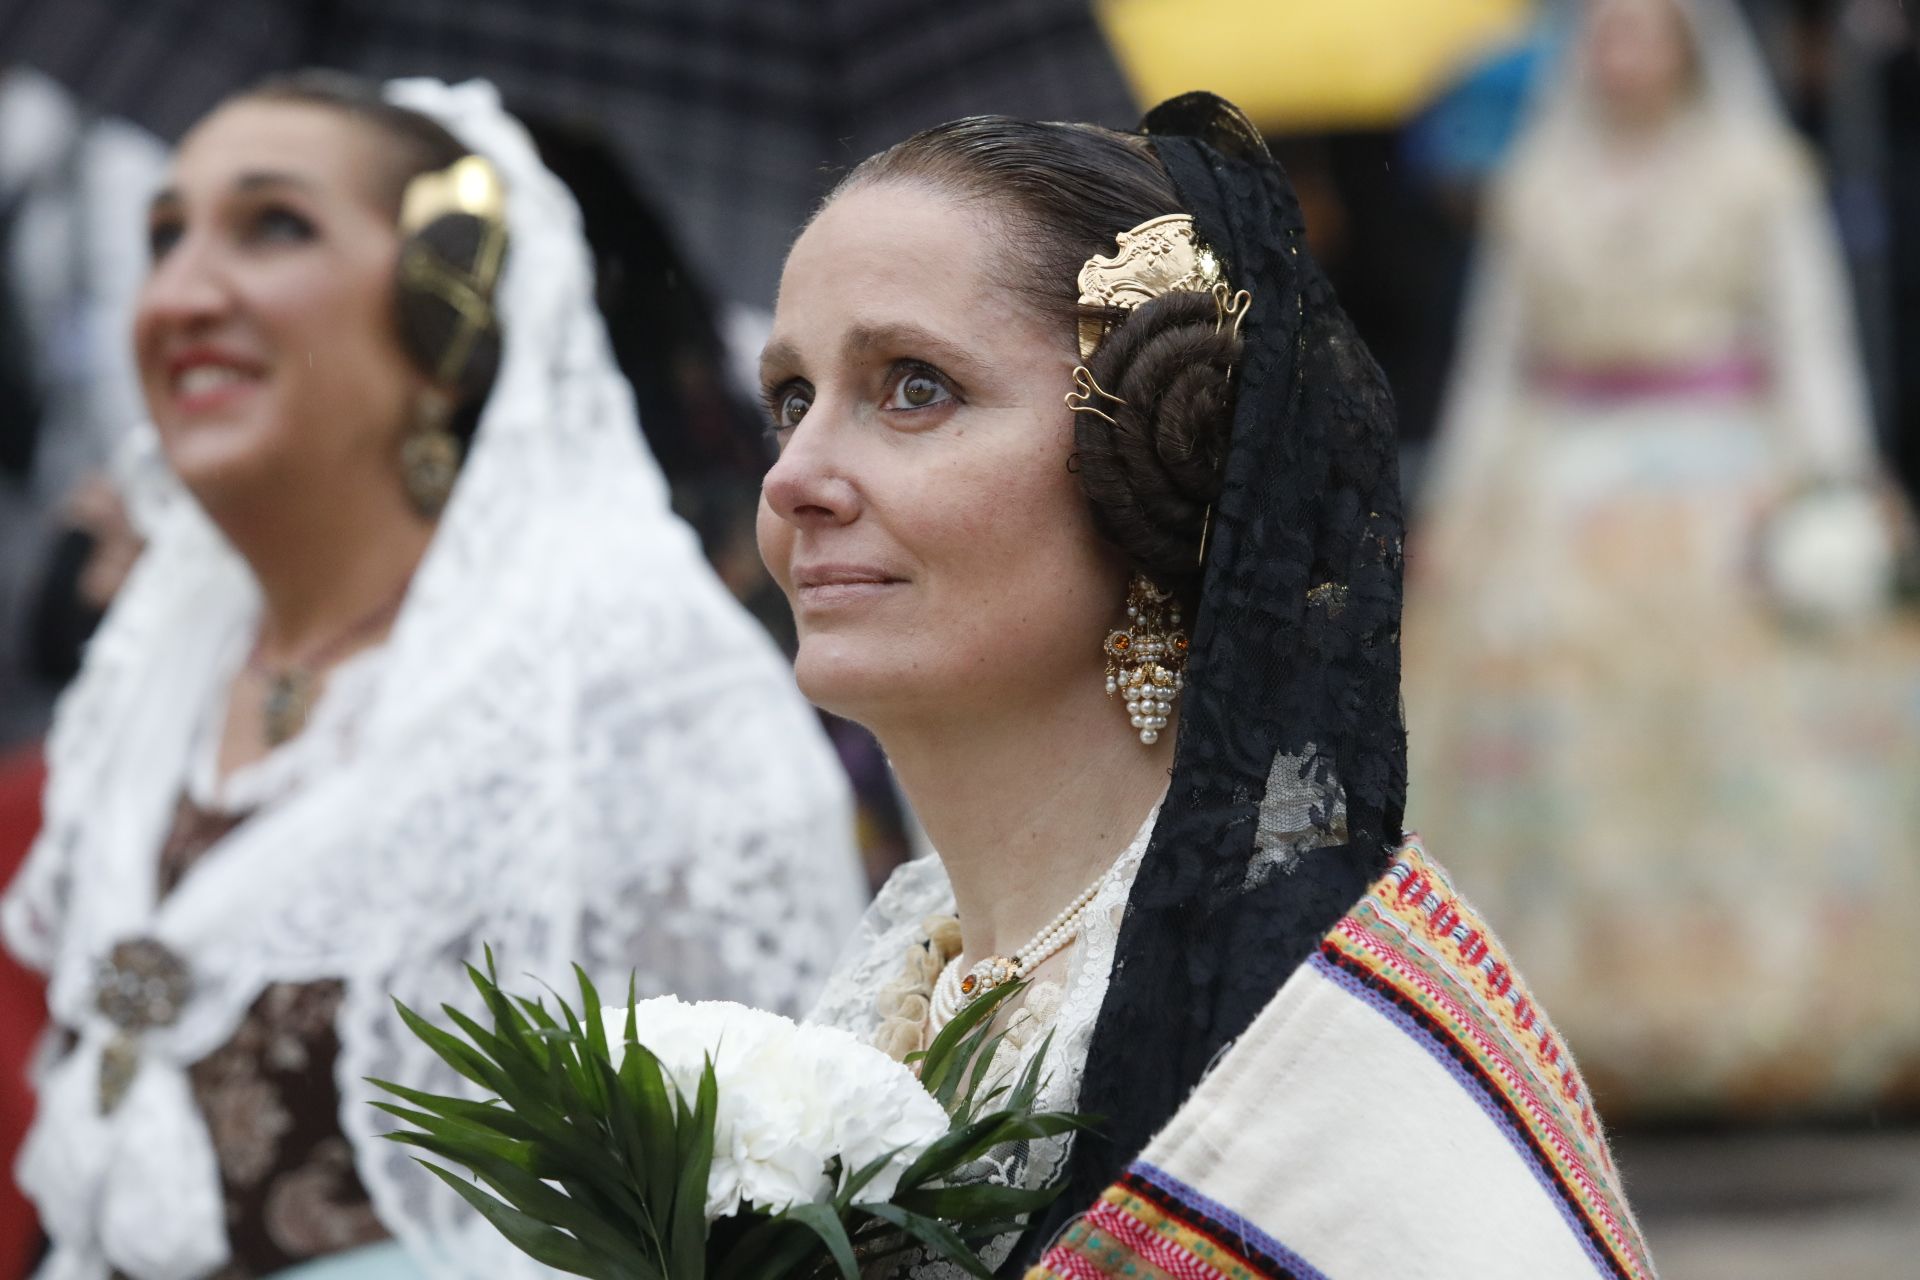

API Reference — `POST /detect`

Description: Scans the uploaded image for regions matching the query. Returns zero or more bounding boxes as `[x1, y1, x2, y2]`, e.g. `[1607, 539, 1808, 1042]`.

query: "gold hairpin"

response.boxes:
[1212, 283, 1253, 341]
[1065, 365, 1129, 427]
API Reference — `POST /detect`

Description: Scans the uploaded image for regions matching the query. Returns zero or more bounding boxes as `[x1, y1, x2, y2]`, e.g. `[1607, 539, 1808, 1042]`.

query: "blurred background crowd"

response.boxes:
[0, 0, 1915, 1277]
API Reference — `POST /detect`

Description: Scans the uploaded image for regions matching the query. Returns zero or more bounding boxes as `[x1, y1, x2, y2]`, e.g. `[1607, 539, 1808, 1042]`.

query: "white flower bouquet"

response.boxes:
[372, 953, 1083, 1278]
[1756, 480, 1901, 627]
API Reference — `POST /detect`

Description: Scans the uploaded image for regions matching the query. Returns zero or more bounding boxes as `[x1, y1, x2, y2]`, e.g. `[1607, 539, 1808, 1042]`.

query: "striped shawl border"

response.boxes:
[1029, 1163, 1330, 1280]
[1312, 947, 1633, 1280]
[1320, 840, 1654, 1280]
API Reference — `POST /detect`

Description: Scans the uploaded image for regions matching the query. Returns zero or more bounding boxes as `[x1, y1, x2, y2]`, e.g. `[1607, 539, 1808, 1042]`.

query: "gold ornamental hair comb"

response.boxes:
[400, 153, 507, 232]
[1075, 213, 1230, 359]
[397, 155, 509, 387]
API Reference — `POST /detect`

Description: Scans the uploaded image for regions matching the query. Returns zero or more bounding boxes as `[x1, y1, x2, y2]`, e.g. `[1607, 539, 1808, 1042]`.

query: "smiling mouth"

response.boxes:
[165, 359, 266, 414]
[175, 366, 254, 397]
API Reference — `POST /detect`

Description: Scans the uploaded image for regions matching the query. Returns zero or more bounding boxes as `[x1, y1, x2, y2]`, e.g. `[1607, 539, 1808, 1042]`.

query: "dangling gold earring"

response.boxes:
[1103, 574, 1189, 745]
[401, 392, 462, 518]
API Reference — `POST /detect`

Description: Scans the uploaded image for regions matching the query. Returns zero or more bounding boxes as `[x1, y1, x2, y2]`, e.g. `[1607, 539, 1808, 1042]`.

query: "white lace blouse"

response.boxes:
[807, 805, 1159, 1276]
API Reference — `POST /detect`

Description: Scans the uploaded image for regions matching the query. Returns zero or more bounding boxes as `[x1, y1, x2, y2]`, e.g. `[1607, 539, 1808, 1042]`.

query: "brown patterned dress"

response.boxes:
[154, 797, 390, 1279]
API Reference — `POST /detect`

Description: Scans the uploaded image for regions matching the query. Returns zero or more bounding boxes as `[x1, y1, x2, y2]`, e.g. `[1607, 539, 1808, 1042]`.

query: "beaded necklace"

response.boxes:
[928, 859, 1120, 1033]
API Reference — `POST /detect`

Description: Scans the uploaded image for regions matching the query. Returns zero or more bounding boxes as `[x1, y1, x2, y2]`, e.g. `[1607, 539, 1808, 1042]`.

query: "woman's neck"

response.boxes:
[875, 680, 1173, 965]
[210, 480, 434, 660]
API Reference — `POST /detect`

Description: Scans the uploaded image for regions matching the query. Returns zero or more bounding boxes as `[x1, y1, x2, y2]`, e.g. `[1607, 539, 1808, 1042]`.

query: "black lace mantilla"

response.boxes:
[1013, 94, 1407, 1268]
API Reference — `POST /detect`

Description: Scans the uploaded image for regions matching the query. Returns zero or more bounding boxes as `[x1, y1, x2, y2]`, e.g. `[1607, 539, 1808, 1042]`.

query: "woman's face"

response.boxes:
[134, 99, 429, 516]
[756, 180, 1127, 727]
[1586, 0, 1697, 124]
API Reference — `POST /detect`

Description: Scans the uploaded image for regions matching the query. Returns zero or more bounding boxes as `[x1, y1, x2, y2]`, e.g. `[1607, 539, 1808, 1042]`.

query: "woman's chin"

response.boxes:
[792, 638, 919, 726]
[158, 423, 280, 509]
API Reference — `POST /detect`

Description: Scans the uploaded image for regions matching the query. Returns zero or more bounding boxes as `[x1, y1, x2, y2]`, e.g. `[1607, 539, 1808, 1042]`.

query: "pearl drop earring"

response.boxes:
[1103, 574, 1189, 745]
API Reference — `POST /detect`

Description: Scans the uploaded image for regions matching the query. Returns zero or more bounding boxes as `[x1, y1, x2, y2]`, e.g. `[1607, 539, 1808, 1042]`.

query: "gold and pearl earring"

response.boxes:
[1103, 574, 1189, 745]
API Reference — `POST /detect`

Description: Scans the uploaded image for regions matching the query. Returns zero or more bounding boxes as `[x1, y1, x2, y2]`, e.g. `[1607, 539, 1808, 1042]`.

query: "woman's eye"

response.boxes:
[147, 221, 183, 261]
[775, 387, 812, 429]
[886, 369, 952, 411]
[250, 207, 315, 244]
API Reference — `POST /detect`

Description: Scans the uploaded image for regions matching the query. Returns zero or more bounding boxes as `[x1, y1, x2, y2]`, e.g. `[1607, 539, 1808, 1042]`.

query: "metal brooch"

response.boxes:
[92, 937, 193, 1113]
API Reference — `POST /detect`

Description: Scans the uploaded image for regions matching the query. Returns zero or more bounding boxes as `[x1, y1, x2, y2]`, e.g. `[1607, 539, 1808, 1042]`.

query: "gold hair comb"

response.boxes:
[400, 154, 507, 232]
[1075, 213, 1231, 358]
[397, 155, 509, 386]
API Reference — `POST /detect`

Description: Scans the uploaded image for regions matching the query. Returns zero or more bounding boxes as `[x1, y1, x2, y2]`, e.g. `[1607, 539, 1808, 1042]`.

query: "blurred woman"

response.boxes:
[0, 74, 862, 1280]
[1406, 0, 1920, 1116]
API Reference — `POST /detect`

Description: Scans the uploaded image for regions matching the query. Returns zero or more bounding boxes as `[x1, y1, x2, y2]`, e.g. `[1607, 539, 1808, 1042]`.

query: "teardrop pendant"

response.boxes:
[262, 669, 316, 746]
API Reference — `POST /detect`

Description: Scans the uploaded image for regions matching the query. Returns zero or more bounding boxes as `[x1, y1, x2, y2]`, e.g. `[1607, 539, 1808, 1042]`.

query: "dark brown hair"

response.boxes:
[836, 117, 1242, 604]
[232, 70, 499, 436]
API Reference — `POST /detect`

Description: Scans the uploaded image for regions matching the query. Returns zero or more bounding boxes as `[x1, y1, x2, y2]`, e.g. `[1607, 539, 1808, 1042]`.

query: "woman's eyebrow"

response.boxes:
[842, 320, 985, 380]
[762, 319, 991, 390]
[148, 170, 319, 215]
[760, 337, 803, 388]
[233, 170, 319, 194]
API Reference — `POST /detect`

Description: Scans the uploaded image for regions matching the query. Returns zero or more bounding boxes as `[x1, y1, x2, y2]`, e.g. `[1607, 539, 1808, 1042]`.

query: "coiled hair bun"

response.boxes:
[1075, 291, 1240, 604]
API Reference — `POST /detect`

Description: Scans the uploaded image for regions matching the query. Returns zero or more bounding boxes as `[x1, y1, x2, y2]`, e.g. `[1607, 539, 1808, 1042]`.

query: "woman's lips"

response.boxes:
[172, 374, 262, 417]
[792, 566, 904, 611]
[796, 581, 899, 609]
[164, 353, 267, 417]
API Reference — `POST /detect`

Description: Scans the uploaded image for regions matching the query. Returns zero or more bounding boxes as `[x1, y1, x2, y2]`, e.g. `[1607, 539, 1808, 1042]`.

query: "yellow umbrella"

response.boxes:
[1096, 0, 1534, 131]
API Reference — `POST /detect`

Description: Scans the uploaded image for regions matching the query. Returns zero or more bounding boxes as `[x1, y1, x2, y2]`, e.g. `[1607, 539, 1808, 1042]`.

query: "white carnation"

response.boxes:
[1761, 487, 1896, 626]
[604, 998, 950, 1221]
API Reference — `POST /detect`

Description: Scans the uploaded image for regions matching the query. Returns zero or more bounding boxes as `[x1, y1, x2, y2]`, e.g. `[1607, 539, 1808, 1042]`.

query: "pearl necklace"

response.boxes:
[928, 861, 1118, 1034]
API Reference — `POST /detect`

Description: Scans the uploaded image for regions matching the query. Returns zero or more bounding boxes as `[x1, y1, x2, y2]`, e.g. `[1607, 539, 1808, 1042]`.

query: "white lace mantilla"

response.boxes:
[807, 805, 1159, 1277]
[0, 80, 864, 1280]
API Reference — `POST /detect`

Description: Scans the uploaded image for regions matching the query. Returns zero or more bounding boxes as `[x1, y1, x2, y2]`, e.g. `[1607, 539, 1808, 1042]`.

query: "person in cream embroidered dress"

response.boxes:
[1404, 0, 1920, 1116]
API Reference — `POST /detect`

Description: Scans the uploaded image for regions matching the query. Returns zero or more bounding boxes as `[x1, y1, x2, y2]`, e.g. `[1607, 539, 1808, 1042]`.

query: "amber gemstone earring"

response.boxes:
[1103, 575, 1189, 744]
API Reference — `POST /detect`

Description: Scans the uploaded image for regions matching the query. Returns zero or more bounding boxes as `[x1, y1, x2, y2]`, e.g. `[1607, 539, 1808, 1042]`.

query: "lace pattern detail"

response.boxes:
[807, 808, 1157, 1277]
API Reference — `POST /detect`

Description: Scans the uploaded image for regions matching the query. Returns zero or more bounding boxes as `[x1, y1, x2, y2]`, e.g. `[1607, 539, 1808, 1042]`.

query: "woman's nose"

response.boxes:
[137, 235, 233, 333]
[761, 411, 861, 528]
